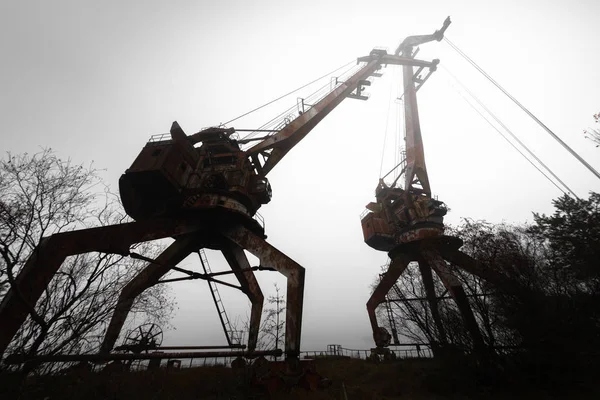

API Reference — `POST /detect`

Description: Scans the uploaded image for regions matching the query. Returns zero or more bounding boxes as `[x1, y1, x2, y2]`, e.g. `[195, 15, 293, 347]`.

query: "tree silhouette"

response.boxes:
[0, 150, 174, 370]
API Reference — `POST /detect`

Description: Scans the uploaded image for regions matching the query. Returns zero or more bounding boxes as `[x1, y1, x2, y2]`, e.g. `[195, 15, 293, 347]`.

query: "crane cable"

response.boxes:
[221, 59, 356, 127]
[441, 65, 578, 198]
[441, 67, 572, 197]
[379, 68, 397, 177]
[444, 36, 600, 182]
[239, 62, 363, 142]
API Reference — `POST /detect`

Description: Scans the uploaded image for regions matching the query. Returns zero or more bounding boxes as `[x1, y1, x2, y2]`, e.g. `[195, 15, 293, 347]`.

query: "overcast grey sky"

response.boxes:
[1, 0, 599, 351]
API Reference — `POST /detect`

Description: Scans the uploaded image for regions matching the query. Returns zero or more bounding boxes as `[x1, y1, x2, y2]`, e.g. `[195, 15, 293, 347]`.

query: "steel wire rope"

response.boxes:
[300, 63, 364, 106]
[245, 64, 360, 135]
[379, 68, 397, 178]
[444, 36, 600, 181]
[394, 96, 399, 182]
[222, 59, 356, 127]
[440, 67, 573, 197]
[241, 62, 368, 141]
[240, 90, 320, 141]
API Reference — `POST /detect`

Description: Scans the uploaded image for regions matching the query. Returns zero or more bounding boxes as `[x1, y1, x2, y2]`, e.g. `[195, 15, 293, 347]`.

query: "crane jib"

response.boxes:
[247, 53, 439, 176]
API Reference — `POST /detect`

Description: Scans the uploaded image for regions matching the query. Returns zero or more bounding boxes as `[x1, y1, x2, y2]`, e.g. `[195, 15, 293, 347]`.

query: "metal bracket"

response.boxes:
[348, 79, 372, 101]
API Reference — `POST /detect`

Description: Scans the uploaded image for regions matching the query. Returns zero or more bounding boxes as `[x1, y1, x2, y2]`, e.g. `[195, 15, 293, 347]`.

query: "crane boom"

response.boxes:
[247, 53, 438, 176]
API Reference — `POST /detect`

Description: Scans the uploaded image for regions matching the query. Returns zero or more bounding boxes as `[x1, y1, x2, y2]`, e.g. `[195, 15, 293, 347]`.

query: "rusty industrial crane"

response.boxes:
[360, 18, 511, 360]
[0, 35, 442, 369]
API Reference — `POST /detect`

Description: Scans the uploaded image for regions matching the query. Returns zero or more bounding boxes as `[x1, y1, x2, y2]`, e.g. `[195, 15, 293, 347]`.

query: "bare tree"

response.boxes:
[234, 283, 286, 359]
[260, 284, 285, 358]
[379, 220, 551, 354]
[0, 149, 174, 368]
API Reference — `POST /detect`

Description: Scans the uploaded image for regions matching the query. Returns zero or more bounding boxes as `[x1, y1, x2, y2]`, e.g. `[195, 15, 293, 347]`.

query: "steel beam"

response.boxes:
[422, 250, 487, 357]
[417, 258, 448, 347]
[402, 59, 431, 196]
[0, 217, 207, 357]
[221, 242, 264, 352]
[5, 349, 282, 364]
[100, 235, 203, 353]
[156, 345, 246, 350]
[439, 248, 514, 293]
[366, 254, 412, 347]
[222, 225, 304, 359]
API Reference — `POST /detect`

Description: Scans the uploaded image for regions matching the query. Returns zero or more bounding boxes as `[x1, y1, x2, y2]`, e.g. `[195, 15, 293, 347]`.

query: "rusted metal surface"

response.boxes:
[416, 257, 448, 349]
[0, 217, 211, 357]
[221, 243, 264, 352]
[246, 58, 385, 175]
[366, 254, 411, 347]
[422, 250, 487, 354]
[156, 345, 246, 350]
[360, 19, 498, 363]
[439, 247, 515, 293]
[402, 60, 431, 197]
[5, 349, 282, 364]
[395, 17, 451, 56]
[247, 52, 439, 176]
[222, 225, 305, 359]
[101, 236, 203, 353]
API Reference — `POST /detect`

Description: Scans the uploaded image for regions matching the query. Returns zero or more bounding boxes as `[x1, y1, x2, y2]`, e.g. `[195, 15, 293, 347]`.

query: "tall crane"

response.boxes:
[0, 39, 440, 367]
[360, 18, 510, 360]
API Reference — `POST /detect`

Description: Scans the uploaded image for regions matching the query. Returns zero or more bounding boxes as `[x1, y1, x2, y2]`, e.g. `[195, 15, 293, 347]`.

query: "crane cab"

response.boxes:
[361, 182, 448, 251]
[119, 123, 272, 221]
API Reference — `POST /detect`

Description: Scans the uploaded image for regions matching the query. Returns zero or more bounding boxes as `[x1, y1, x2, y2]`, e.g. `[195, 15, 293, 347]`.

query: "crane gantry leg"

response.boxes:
[0, 215, 306, 364]
[422, 249, 487, 356]
[222, 225, 305, 359]
[416, 257, 448, 350]
[366, 254, 411, 347]
[221, 243, 264, 353]
[366, 236, 494, 362]
[101, 235, 202, 353]
[0, 217, 209, 357]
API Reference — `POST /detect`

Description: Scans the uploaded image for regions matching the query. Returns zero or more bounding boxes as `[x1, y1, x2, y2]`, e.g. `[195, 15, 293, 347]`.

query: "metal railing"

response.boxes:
[147, 133, 172, 144]
[253, 212, 265, 230]
[122, 345, 434, 371]
[300, 345, 433, 361]
[359, 208, 372, 220]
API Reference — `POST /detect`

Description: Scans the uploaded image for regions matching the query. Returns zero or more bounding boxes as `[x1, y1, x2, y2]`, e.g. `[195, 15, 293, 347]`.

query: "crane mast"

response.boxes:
[361, 17, 451, 252]
[361, 18, 499, 364]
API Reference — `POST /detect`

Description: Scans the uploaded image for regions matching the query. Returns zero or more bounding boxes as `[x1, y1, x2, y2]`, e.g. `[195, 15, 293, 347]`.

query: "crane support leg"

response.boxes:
[366, 254, 411, 347]
[416, 257, 448, 349]
[100, 235, 202, 353]
[422, 250, 487, 357]
[221, 243, 264, 353]
[440, 248, 513, 293]
[222, 226, 304, 359]
[0, 217, 206, 357]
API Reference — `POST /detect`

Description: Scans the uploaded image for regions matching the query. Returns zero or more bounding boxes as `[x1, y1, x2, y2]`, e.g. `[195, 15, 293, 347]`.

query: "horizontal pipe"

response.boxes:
[156, 345, 246, 350]
[386, 292, 496, 303]
[234, 129, 279, 132]
[5, 349, 282, 364]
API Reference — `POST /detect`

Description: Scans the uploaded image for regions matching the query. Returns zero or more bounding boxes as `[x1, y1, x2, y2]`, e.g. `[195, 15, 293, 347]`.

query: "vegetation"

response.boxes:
[3, 357, 599, 400]
[0, 150, 175, 371]
[259, 284, 286, 355]
[235, 283, 287, 358]
[382, 191, 600, 381]
[2, 148, 599, 398]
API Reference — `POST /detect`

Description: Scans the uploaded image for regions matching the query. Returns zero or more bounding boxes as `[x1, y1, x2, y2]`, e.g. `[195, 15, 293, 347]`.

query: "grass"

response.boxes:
[2, 357, 600, 399]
